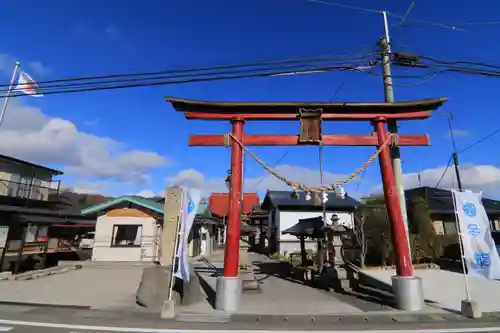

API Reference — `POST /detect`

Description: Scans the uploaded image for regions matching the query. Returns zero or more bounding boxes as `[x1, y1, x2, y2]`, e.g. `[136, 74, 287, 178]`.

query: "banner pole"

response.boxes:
[452, 189, 471, 302]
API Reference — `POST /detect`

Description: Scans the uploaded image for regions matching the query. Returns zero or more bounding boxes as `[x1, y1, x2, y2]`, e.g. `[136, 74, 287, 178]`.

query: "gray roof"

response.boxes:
[405, 187, 500, 215]
[261, 190, 359, 211]
[0, 153, 63, 175]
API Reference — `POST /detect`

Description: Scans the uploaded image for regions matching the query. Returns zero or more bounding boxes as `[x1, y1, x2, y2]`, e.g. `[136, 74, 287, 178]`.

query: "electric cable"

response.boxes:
[459, 127, 500, 154]
[327, 45, 378, 101]
[306, 0, 382, 15]
[435, 156, 453, 188]
[419, 55, 500, 71]
[0, 63, 376, 98]
[252, 150, 290, 190]
[4, 57, 376, 93]
[393, 58, 500, 78]
[307, 0, 465, 32]
[0, 52, 378, 89]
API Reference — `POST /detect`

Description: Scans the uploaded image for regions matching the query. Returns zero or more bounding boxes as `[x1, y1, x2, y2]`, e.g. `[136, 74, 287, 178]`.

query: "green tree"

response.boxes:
[407, 196, 443, 261]
[359, 195, 392, 266]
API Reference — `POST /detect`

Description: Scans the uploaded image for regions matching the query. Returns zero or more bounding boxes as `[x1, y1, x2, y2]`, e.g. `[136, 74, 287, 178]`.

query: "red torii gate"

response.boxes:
[167, 97, 447, 312]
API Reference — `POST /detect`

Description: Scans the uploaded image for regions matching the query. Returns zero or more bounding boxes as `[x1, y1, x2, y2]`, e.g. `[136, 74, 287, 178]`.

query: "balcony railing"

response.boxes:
[0, 178, 61, 201]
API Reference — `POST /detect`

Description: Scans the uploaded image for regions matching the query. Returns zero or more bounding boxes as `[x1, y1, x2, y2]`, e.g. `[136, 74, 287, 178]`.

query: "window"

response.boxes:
[30, 179, 42, 200]
[111, 225, 142, 247]
[443, 221, 458, 235]
[25, 225, 37, 243]
[7, 174, 20, 197]
[24, 225, 49, 243]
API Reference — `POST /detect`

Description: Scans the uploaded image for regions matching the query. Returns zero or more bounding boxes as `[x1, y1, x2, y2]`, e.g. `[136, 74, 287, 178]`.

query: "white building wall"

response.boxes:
[275, 209, 354, 256]
[92, 215, 158, 262]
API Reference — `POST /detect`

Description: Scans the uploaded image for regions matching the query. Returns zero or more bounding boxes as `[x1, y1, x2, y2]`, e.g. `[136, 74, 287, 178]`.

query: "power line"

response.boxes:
[400, 0, 418, 26]
[392, 53, 500, 78]
[1, 63, 368, 98]
[1, 52, 377, 90]
[435, 156, 453, 188]
[306, 0, 382, 14]
[384, 72, 440, 87]
[327, 46, 377, 101]
[451, 21, 500, 27]
[253, 150, 289, 189]
[419, 55, 500, 70]
[459, 127, 500, 153]
[3, 58, 374, 93]
[354, 168, 367, 193]
[307, 0, 465, 32]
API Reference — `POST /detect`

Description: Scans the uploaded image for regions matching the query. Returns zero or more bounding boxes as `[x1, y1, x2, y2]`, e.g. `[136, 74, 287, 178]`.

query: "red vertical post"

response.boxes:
[223, 119, 244, 278]
[373, 118, 413, 277]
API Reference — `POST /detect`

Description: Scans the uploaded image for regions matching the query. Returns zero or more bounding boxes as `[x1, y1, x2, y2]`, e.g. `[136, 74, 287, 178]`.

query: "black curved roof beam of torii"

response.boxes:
[166, 97, 448, 121]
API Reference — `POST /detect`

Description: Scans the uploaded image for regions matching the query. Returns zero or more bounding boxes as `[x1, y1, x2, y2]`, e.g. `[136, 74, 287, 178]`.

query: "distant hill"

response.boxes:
[55, 191, 113, 210]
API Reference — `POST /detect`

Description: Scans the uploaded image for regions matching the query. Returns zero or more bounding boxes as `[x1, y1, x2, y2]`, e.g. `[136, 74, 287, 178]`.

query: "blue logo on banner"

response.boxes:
[475, 252, 491, 268]
[187, 196, 194, 214]
[463, 202, 477, 217]
[467, 223, 480, 236]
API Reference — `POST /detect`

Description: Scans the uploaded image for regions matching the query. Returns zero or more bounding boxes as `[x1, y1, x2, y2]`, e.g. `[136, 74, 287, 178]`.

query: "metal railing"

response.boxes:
[0, 178, 61, 201]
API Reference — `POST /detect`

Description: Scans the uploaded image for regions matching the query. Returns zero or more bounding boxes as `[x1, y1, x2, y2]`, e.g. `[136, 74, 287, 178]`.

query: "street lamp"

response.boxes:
[224, 170, 231, 190]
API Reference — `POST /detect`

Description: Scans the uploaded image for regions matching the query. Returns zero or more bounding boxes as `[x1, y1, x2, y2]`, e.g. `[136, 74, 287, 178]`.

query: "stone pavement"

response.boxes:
[193, 252, 447, 317]
[196, 262, 366, 315]
[0, 266, 144, 310]
[362, 268, 500, 313]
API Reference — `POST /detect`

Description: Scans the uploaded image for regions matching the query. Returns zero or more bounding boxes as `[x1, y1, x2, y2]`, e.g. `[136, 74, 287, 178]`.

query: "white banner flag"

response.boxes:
[174, 188, 201, 282]
[453, 190, 500, 279]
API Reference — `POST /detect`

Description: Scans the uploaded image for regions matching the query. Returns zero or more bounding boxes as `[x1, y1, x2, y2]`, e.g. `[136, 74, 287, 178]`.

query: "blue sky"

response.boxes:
[0, 0, 500, 198]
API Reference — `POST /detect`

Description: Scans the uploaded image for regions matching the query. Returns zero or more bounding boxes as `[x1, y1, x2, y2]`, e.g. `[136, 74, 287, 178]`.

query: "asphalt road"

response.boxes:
[3, 319, 500, 333]
[2, 305, 500, 333]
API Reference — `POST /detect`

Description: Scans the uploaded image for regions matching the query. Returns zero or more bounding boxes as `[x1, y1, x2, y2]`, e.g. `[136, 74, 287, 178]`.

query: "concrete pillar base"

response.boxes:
[392, 275, 424, 311]
[461, 300, 482, 319]
[160, 300, 176, 319]
[215, 276, 242, 313]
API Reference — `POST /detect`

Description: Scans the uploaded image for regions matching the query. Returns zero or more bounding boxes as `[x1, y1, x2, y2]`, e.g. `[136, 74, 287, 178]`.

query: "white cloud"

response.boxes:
[0, 54, 17, 74]
[84, 118, 100, 127]
[0, 54, 49, 76]
[27, 61, 50, 75]
[165, 164, 351, 197]
[370, 164, 500, 198]
[62, 181, 114, 195]
[0, 100, 167, 185]
[136, 189, 156, 198]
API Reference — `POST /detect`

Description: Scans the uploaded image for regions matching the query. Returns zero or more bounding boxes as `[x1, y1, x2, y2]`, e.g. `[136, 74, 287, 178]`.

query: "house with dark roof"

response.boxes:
[0, 153, 96, 273]
[261, 190, 360, 256]
[405, 186, 500, 235]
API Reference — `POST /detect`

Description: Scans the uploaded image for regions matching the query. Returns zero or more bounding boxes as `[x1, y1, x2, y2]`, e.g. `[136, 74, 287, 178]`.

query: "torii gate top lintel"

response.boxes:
[167, 96, 448, 147]
[166, 96, 448, 121]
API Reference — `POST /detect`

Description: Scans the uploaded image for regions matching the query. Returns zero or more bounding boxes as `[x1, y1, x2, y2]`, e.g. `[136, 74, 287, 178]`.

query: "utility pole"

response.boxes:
[446, 113, 464, 190]
[380, 11, 411, 246]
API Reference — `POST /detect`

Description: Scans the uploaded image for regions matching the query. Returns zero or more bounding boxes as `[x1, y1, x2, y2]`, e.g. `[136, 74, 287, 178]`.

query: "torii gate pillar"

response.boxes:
[374, 118, 424, 311]
[216, 119, 244, 312]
